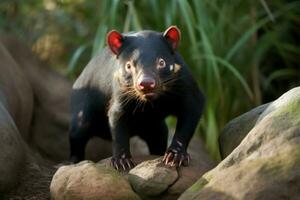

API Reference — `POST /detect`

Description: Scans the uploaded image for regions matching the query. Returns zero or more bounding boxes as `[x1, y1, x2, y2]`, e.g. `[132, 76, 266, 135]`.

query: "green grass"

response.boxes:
[1, 0, 299, 160]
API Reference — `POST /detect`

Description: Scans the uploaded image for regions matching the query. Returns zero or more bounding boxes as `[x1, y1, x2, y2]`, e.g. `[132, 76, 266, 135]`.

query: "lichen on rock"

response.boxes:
[180, 87, 300, 200]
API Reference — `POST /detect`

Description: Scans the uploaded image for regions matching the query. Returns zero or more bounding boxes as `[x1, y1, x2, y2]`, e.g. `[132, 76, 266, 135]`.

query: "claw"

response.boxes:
[170, 161, 175, 167]
[171, 153, 178, 167]
[125, 159, 132, 169]
[114, 161, 119, 171]
[163, 153, 169, 162]
[110, 159, 114, 167]
[164, 153, 168, 164]
[187, 154, 191, 165]
[165, 152, 173, 165]
[179, 156, 184, 167]
[162, 148, 191, 168]
[127, 159, 136, 169]
[120, 159, 126, 171]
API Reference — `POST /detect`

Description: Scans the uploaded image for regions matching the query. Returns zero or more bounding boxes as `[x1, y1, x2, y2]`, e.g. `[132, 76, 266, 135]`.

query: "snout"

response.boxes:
[136, 75, 158, 99]
[137, 77, 156, 91]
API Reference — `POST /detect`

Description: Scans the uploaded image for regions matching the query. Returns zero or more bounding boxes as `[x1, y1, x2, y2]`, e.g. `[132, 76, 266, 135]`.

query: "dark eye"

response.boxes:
[158, 58, 166, 69]
[125, 62, 131, 73]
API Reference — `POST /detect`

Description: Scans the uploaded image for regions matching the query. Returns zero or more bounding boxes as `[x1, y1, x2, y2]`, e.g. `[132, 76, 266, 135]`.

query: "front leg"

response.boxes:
[108, 102, 135, 171]
[163, 90, 205, 167]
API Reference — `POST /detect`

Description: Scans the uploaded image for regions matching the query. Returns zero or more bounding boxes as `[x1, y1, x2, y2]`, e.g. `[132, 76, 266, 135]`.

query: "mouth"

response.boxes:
[139, 91, 158, 100]
[144, 92, 157, 98]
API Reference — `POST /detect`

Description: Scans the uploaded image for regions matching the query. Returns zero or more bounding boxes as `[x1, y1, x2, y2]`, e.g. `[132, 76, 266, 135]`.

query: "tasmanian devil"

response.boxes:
[69, 26, 205, 170]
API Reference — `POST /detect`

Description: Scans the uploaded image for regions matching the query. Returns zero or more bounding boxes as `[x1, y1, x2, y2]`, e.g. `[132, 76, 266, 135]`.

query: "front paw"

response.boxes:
[111, 155, 136, 171]
[162, 147, 190, 167]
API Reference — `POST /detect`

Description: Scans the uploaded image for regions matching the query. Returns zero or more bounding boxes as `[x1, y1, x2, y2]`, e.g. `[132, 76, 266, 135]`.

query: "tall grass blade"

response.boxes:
[203, 55, 254, 99]
[67, 44, 88, 75]
[265, 69, 300, 88]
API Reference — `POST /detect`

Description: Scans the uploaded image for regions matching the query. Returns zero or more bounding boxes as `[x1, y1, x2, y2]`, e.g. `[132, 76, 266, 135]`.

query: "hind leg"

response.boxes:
[69, 88, 110, 163]
[69, 111, 91, 163]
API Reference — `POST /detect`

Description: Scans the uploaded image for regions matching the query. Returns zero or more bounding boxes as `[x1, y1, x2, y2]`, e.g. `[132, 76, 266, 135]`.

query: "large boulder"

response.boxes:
[0, 96, 26, 194]
[219, 103, 270, 158]
[3, 151, 56, 200]
[0, 42, 33, 141]
[1, 35, 72, 161]
[0, 35, 71, 198]
[0, 43, 30, 193]
[179, 87, 300, 200]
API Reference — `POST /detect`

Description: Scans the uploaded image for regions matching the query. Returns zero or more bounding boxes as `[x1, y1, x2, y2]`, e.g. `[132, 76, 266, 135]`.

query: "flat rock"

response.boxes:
[179, 87, 300, 200]
[128, 152, 214, 200]
[129, 158, 178, 196]
[50, 161, 141, 200]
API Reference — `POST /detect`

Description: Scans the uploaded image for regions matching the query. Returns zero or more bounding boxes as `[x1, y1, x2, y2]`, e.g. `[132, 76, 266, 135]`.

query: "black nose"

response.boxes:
[137, 77, 156, 91]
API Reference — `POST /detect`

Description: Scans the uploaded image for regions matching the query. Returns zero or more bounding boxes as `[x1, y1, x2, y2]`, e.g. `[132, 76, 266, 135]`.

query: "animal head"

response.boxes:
[107, 26, 182, 101]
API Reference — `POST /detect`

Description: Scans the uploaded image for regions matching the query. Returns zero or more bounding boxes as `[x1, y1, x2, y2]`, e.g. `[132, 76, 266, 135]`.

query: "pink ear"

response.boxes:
[107, 30, 123, 55]
[163, 26, 181, 51]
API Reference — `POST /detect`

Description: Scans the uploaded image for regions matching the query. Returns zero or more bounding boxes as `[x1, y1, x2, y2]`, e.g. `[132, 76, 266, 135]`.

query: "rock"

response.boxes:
[0, 41, 34, 141]
[187, 135, 216, 170]
[167, 158, 213, 198]
[128, 150, 214, 199]
[51, 151, 214, 200]
[0, 97, 26, 193]
[219, 103, 270, 158]
[165, 137, 215, 199]
[3, 151, 56, 200]
[0, 43, 29, 193]
[1, 34, 72, 161]
[129, 158, 178, 196]
[0, 35, 70, 198]
[179, 87, 300, 200]
[50, 161, 141, 200]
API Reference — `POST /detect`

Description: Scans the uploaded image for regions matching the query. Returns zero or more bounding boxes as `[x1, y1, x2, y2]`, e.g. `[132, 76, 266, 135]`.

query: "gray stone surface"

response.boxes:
[180, 87, 300, 200]
[219, 103, 270, 158]
[129, 158, 178, 196]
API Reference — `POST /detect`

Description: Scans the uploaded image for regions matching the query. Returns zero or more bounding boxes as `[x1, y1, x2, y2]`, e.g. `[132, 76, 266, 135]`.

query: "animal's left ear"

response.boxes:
[163, 26, 181, 51]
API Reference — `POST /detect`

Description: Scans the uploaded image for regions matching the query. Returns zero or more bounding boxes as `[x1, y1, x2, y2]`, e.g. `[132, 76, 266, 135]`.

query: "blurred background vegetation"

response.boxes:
[0, 0, 299, 160]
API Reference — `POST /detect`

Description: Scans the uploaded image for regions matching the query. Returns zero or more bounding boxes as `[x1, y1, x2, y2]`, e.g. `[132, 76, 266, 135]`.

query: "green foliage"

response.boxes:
[1, 0, 299, 160]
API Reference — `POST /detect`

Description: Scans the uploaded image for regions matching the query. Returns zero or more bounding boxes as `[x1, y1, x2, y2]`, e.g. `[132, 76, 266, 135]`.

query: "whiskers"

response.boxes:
[119, 85, 147, 114]
[118, 75, 181, 114]
[162, 76, 179, 86]
[157, 76, 181, 96]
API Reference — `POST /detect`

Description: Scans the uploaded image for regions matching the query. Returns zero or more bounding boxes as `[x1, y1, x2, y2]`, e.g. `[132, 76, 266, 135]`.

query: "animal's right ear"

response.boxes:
[107, 30, 123, 56]
[163, 26, 181, 52]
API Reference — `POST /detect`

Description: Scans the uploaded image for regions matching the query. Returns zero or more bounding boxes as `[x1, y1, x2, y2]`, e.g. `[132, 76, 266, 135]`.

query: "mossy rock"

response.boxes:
[180, 87, 300, 200]
[219, 103, 270, 158]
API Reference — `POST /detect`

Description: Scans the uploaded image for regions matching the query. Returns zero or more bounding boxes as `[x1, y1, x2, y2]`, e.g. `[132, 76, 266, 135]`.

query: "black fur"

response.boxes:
[69, 29, 205, 170]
